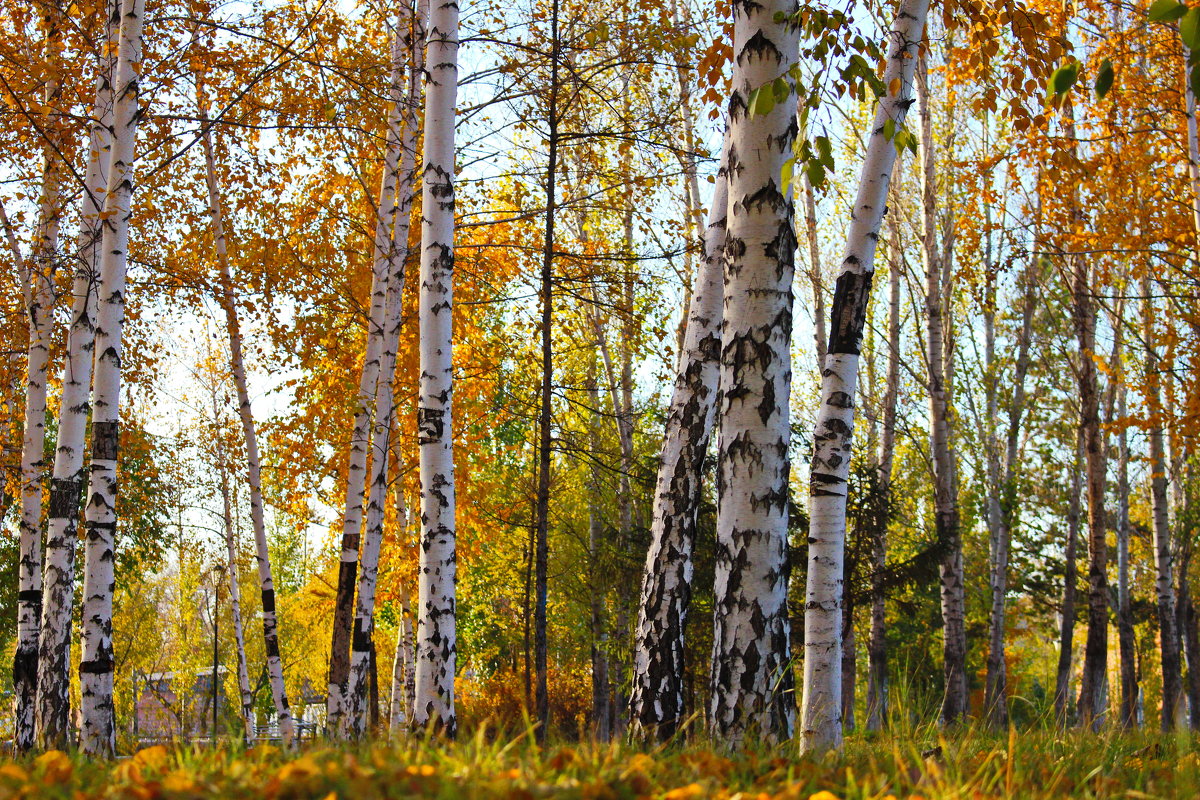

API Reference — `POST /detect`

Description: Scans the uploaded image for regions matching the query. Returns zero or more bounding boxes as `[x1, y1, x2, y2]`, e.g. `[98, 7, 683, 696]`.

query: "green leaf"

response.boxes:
[1149, 0, 1188, 21]
[773, 76, 791, 103]
[750, 84, 775, 116]
[1191, 59, 1200, 99]
[1095, 58, 1114, 99]
[806, 160, 826, 189]
[1048, 60, 1079, 96]
[1182, 7, 1200, 50]
[882, 118, 896, 141]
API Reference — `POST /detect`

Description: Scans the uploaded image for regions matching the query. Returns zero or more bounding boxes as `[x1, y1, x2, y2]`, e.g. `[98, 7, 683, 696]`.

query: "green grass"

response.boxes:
[3, 721, 1200, 799]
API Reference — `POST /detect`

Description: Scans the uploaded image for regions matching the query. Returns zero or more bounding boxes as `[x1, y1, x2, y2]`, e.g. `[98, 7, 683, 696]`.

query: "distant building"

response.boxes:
[135, 667, 229, 741]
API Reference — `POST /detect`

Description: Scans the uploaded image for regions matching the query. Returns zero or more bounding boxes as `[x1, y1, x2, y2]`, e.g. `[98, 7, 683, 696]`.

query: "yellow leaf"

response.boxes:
[34, 750, 72, 782]
[0, 764, 27, 783]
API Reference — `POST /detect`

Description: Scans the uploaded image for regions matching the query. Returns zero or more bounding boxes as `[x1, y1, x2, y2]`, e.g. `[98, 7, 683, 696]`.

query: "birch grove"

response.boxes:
[4, 0, 1200, 767]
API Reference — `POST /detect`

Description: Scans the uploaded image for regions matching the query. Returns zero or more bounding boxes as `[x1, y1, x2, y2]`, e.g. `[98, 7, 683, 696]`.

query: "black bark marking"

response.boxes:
[92, 420, 119, 461]
[828, 269, 873, 355]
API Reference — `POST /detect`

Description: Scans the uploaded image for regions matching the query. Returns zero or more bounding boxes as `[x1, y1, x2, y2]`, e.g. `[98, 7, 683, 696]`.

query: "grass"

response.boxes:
[3, 721, 1200, 799]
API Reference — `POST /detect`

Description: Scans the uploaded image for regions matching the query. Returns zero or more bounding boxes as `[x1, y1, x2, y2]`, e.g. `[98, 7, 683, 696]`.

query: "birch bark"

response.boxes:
[326, 7, 416, 734]
[346, 1, 425, 735]
[630, 138, 728, 742]
[35, 0, 120, 750]
[982, 247, 1037, 727]
[389, 588, 415, 735]
[79, 0, 146, 755]
[802, 175, 827, 368]
[16, 1, 66, 750]
[1142, 274, 1184, 730]
[802, 0, 927, 752]
[914, 52, 967, 725]
[1063, 95, 1109, 731]
[1054, 430, 1084, 724]
[707, 0, 799, 745]
[413, 0, 460, 735]
[1116, 385, 1138, 727]
[201, 97, 296, 747]
[213, 395, 254, 746]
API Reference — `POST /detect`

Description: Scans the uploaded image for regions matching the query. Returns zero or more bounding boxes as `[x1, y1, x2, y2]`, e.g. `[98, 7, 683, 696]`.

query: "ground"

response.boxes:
[3, 725, 1199, 799]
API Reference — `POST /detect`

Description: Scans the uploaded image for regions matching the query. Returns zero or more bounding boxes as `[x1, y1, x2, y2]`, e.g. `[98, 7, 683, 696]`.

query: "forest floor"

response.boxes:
[5, 724, 1199, 799]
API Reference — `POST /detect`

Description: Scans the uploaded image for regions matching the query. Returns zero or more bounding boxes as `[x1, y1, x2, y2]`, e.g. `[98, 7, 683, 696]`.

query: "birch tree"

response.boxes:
[1142, 273, 1184, 730]
[213, 392, 254, 746]
[35, 0, 120, 750]
[413, 0, 460, 735]
[15, 1, 66, 751]
[801, 0, 928, 753]
[981, 246, 1037, 727]
[630, 138, 728, 742]
[200, 90, 296, 746]
[346, 0, 425, 735]
[706, 0, 798, 745]
[79, 0, 146, 755]
[915, 51, 967, 725]
[1054, 430, 1083, 724]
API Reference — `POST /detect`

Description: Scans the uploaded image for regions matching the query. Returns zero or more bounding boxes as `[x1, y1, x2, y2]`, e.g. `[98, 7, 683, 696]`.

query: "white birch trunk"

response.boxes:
[346, 1, 425, 735]
[389, 590, 415, 736]
[15, 51, 64, 759]
[1142, 274, 1184, 730]
[630, 138, 728, 741]
[706, 0, 799, 745]
[801, 0, 928, 753]
[214, 399, 254, 747]
[201, 98, 296, 747]
[1115, 384, 1138, 727]
[79, 0, 146, 756]
[413, 0, 460, 735]
[326, 11, 418, 736]
[915, 51, 967, 726]
[15, 2, 69, 750]
[35, 0, 120, 750]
